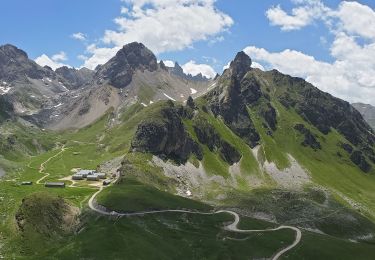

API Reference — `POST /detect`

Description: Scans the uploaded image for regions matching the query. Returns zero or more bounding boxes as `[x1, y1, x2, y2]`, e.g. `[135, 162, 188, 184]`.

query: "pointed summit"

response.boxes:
[96, 42, 158, 88]
[230, 51, 252, 80]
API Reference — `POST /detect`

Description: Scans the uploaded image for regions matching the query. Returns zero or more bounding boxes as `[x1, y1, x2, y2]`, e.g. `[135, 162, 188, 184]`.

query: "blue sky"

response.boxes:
[0, 0, 375, 104]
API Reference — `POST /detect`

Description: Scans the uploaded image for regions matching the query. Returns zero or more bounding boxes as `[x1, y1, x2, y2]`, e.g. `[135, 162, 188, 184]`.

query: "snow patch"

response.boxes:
[149, 100, 154, 104]
[46, 77, 52, 82]
[0, 86, 12, 95]
[163, 93, 176, 101]
[190, 88, 197, 94]
[141, 102, 148, 107]
[54, 103, 63, 108]
[207, 82, 217, 90]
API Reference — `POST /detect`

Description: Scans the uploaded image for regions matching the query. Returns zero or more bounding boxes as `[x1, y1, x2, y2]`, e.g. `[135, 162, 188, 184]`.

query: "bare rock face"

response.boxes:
[350, 151, 371, 173]
[55, 66, 94, 89]
[192, 115, 241, 165]
[131, 101, 202, 163]
[95, 42, 158, 88]
[229, 51, 252, 80]
[294, 124, 321, 150]
[0, 44, 50, 81]
[206, 51, 260, 148]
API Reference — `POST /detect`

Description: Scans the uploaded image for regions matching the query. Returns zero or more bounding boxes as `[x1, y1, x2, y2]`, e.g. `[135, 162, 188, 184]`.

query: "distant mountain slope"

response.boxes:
[0, 44, 93, 123]
[0, 43, 212, 130]
[47, 43, 211, 130]
[352, 103, 375, 130]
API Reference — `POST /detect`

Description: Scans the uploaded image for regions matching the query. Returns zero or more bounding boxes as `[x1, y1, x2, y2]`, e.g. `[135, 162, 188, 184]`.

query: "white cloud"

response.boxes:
[251, 61, 265, 70]
[244, 39, 375, 105]
[266, 0, 329, 31]
[81, 0, 232, 69]
[77, 54, 88, 61]
[35, 53, 70, 70]
[163, 60, 175, 67]
[334, 1, 375, 40]
[222, 60, 264, 72]
[121, 7, 129, 14]
[258, 0, 375, 105]
[222, 61, 230, 71]
[71, 32, 87, 41]
[82, 44, 119, 70]
[182, 60, 216, 79]
[51, 51, 67, 62]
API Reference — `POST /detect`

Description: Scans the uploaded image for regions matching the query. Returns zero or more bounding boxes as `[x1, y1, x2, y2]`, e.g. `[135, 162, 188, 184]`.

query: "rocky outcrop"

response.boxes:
[131, 101, 202, 163]
[219, 141, 241, 165]
[261, 103, 277, 131]
[55, 66, 94, 89]
[205, 52, 260, 148]
[193, 115, 241, 165]
[229, 51, 252, 80]
[350, 151, 371, 173]
[273, 70, 374, 162]
[340, 142, 354, 154]
[0, 44, 49, 81]
[294, 124, 321, 150]
[193, 116, 221, 151]
[95, 42, 158, 88]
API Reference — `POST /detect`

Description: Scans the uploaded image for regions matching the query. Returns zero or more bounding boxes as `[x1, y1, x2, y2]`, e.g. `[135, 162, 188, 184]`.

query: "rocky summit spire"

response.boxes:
[95, 42, 158, 88]
[230, 51, 252, 80]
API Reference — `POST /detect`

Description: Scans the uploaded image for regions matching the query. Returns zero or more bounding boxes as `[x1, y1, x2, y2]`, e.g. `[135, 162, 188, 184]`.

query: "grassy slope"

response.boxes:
[97, 178, 209, 212]
[51, 212, 293, 260]
[1, 97, 375, 259]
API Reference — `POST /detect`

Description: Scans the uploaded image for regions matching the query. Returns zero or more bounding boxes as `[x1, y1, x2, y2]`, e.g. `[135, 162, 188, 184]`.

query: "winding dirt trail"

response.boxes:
[36, 145, 66, 184]
[87, 182, 302, 260]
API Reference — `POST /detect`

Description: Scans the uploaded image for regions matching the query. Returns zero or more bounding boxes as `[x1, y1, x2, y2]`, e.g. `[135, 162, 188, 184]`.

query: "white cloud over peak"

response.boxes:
[82, 45, 119, 70]
[71, 32, 87, 41]
[35, 51, 70, 70]
[248, 1, 375, 105]
[51, 51, 67, 62]
[163, 60, 175, 67]
[81, 0, 232, 69]
[182, 60, 216, 79]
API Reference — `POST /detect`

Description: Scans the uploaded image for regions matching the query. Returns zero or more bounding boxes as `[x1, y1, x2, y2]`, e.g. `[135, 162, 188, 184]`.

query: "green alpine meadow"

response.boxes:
[1, 1, 375, 259]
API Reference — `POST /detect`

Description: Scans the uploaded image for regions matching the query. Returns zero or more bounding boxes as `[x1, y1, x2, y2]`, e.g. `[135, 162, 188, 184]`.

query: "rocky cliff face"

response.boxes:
[205, 52, 261, 148]
[95, 42, 158, 88]
[0, 44, 48, 81]
[352, 103, 375, 130]
[131, 101, 202, 163]
[55, 66, 94, 89]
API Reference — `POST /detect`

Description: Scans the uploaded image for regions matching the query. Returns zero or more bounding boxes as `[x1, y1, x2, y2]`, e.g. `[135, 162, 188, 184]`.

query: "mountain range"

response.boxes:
[1, 42, 375, 259]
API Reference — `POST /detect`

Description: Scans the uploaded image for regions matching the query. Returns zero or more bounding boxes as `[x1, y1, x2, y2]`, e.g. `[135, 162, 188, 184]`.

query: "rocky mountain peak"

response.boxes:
[95, 42, 158, 88]
[0, 44, 28, 60]
[55, 66, 94, 89]
[230, 51, 252, 79]
[0, 44, 47, 80]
